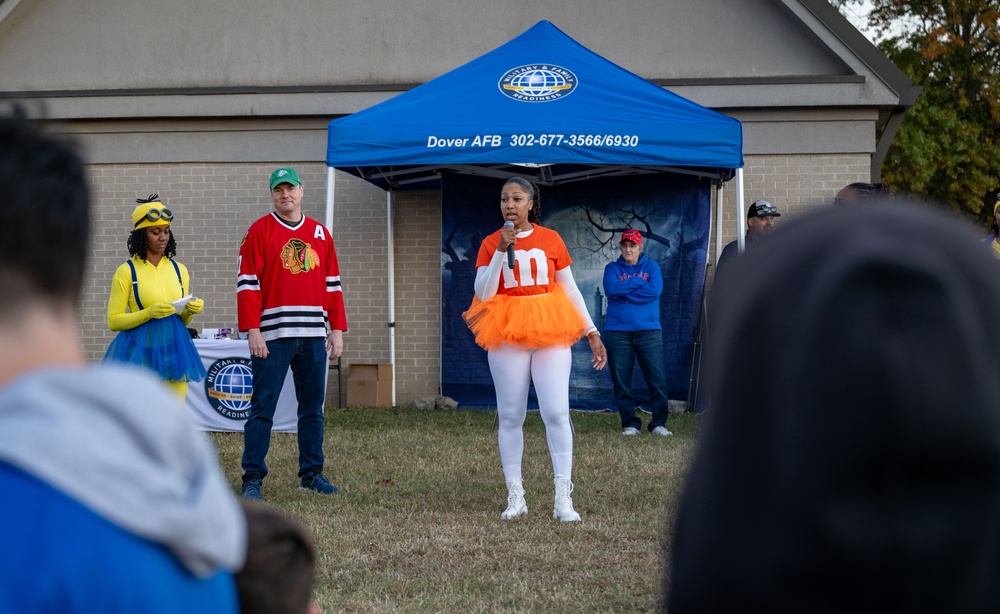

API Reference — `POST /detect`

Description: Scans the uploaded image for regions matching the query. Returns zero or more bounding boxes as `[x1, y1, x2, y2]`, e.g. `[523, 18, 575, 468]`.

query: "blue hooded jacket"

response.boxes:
[602, 253, 663, 331]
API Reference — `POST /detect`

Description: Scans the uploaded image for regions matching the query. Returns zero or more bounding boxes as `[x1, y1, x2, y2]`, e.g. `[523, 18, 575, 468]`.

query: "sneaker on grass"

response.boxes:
[300, 473, 339, 495]
[652, 426, 673, 437]
[622, 426, 640, 436]
[241, 478, 263, 501]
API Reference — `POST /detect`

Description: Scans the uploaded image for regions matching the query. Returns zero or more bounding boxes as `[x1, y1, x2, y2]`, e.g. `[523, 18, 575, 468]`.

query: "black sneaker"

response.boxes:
[241, 478, 263, 501]
[300, 473, 339, 495]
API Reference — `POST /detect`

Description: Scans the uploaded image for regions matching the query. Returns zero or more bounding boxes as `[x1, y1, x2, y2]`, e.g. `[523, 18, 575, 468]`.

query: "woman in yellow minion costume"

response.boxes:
[104, 194, 206, 400]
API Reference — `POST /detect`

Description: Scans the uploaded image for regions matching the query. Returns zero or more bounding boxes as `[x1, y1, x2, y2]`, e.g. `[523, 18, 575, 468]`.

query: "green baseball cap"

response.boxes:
[269, 167, 302, 190]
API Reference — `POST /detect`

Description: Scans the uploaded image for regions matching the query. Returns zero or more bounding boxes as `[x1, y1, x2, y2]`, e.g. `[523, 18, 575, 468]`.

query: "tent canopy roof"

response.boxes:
[326, 20, 743, 190]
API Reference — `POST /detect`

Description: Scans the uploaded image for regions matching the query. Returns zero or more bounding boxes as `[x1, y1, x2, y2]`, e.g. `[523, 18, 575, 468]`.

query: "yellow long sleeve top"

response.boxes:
[107, 256, 195, 331]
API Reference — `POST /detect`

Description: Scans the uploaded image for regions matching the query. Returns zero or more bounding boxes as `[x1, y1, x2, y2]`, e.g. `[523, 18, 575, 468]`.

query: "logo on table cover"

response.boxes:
[205, 357, 254, 420]
[499, 65, 577, 102]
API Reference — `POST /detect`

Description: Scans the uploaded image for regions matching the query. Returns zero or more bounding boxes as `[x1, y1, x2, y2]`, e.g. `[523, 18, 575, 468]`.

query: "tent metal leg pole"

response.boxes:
[687, 299, 701, 411]
[689, 293, 709, 413]
[696, 180, 722, 411]
[325, 167, 337, 405]
[736, 167, 746, 253]
[325, 166, 336, 231]
[714, 181, 724, 266]
[387, 190, 397, 407]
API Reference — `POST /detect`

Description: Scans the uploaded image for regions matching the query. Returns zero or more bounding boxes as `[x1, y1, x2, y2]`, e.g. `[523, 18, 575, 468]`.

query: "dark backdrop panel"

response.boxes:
[441, 173, 709, 409]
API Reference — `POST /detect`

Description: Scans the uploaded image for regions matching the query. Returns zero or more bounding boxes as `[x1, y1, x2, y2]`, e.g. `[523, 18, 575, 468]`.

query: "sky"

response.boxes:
[838, 0, 912, 44]
[840, 0, 878, 41]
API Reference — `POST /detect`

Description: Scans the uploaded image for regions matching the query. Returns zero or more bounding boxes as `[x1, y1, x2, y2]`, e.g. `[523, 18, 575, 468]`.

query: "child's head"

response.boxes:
[237, 502, 318, 614]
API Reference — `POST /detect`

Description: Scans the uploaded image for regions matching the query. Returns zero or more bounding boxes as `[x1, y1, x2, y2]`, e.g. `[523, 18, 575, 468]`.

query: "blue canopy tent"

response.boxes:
[325, 20, 744, 406]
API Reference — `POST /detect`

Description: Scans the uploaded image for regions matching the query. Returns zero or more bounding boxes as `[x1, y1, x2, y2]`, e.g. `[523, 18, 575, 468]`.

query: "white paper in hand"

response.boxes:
[171, 295, 195, 310]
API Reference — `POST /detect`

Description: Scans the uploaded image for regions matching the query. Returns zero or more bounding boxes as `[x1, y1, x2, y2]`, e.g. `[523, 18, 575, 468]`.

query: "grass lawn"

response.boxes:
[211, 407, 699, 613]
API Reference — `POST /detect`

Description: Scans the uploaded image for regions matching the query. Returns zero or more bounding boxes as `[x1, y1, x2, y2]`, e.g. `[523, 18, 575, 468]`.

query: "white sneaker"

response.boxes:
[622, 427, 640, 436]
[652, 426, 673, 437]
[553, 478, 581, 522]
[501, 479, 527, 520]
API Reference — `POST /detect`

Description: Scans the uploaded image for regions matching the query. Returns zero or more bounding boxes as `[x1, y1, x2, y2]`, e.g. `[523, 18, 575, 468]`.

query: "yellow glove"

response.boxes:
[149, 303, 176, 319]
[185, 298, 204, 315]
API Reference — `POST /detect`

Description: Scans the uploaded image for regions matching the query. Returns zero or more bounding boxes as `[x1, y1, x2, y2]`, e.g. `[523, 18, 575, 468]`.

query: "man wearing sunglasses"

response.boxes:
[715, 200, 781, 281]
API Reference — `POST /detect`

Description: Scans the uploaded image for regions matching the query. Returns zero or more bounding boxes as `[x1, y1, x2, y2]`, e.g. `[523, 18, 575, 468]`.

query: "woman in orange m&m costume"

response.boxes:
[464, 177, 606, 523]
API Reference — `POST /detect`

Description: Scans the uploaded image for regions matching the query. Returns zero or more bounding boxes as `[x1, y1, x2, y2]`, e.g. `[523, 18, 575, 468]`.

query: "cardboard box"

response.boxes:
[346, 363, 392, 407]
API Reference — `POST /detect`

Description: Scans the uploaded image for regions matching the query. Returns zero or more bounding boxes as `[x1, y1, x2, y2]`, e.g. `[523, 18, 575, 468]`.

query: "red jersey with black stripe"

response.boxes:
[476, 225, 572, 296]
[237, 212, 348, 340]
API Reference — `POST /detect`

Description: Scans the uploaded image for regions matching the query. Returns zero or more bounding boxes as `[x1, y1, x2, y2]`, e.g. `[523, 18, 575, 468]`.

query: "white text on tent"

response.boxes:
[427, 135, 502, 148]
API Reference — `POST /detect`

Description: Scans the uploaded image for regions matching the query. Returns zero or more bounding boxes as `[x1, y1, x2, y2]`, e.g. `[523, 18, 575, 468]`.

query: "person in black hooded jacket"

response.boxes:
[668, 201, 1000, 613]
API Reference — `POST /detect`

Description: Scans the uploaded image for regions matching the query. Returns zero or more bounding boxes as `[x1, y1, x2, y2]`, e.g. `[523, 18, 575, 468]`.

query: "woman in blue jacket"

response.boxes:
[602, 229, 672, 436]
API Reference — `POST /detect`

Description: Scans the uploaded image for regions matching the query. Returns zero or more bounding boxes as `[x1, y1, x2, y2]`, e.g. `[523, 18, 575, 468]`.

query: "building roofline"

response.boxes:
[0, 74, 868, 101]
[791, 0, 919, 105]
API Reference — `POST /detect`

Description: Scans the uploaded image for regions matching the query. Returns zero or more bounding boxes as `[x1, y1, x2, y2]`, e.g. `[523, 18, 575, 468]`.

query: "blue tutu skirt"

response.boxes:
[103, 316, 207, 382]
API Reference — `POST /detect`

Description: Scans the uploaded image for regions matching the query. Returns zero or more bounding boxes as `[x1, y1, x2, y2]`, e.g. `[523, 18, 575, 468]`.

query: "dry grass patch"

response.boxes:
[211, 407, 699, 612]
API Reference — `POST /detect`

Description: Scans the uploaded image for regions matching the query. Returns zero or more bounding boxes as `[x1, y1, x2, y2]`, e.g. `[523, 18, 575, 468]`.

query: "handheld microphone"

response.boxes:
[503, 221, 515, 269]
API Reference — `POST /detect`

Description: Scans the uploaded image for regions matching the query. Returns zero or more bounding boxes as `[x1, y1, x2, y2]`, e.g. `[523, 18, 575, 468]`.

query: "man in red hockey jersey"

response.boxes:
[237, 167, 348, 501]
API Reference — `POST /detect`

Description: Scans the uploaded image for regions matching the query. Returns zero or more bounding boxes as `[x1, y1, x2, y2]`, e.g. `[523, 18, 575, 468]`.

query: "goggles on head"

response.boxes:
[135, 207, 173, 228]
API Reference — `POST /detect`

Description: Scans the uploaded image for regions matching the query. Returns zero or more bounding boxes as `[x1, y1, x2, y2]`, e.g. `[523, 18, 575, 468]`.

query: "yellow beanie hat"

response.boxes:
[131, 194, 173, 229]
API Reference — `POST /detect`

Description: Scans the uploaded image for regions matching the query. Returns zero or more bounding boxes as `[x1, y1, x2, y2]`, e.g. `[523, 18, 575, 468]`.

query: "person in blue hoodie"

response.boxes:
[0, 104, 245, 613]
[602, 229, 672, 437]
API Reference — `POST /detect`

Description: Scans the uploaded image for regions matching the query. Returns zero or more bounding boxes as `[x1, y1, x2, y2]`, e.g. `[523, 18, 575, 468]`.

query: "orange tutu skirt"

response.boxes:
[463, 285, 586, 350]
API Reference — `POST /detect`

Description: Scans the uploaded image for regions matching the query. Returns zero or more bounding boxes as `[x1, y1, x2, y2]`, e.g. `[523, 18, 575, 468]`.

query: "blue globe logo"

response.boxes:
[513, 70, 566, 96]
[205, 358, 254, 420]
[500, 64, 578, 103]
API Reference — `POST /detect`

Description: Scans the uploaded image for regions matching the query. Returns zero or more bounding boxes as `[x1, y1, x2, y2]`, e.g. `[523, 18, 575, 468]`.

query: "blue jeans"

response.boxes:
[604, 330, 670, 431]
[242, 337, 327, 481]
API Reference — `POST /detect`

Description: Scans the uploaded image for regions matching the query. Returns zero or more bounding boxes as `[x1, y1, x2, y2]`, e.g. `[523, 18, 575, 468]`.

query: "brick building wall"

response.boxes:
[707, 153, 871, 281]
[391, 192, 443, 404]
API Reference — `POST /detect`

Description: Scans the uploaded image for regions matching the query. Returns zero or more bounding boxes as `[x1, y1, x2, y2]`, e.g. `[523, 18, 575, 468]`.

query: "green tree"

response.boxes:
[838, 0, 1000, 221]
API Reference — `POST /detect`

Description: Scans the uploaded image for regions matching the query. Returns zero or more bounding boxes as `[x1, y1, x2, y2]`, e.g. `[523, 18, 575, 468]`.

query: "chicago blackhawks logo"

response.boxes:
[281, 238, 319, 274]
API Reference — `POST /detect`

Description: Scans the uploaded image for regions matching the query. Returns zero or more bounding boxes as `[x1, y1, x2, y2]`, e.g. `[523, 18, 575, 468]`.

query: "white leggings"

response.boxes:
[488, 343, 574, 482]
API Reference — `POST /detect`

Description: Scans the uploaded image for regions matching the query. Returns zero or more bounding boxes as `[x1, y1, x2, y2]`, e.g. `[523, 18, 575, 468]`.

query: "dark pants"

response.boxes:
[604, 330, 670, 431]
[242, 337, 327, 481]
